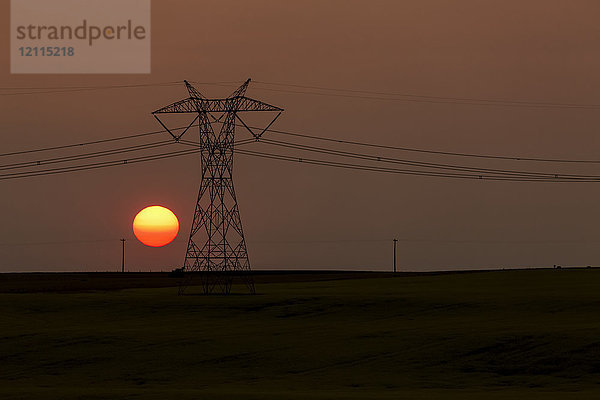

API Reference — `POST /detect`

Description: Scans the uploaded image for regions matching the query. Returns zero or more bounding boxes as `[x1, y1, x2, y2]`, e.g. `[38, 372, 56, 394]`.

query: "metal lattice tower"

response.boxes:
[152, 79, 283, 294]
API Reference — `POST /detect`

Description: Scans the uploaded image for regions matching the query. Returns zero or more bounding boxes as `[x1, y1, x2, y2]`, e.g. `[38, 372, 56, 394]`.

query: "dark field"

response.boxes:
[1, 269, 599, 399]
[0, 271, 395, 293]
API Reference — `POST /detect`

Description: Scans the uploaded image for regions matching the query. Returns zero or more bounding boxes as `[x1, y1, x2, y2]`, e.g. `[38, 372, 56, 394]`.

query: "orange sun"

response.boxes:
[133, 205, 179, 247]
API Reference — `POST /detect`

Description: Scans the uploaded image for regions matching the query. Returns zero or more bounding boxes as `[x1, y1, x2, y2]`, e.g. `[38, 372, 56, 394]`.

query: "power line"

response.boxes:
[257, 138, 600, 180]
[0, 124, 210, 158]
[258, 139, 551, 178]
[0, 81, 242, 96]
[0, 81, 182, 96]
[0, 139, 257, 180]
[3, 120, 600, 182]
[0, 128, 171, 158]
[0, 121, 255, 161]
[179, 139, 600, 182]
[251, 80, 600, 110]
[4, 78, 600, 110]
[0, 147, 199, 180]
[10, 121, 597, 167]
[231, 147, 600, 182]
[0, 140, 174, 171]
[3, 137, 599, 182]
[0, 239, 123, 247]
[4, 237, 597, 247]
[248, 125, 600, 165]
[0, 82, 181, 90]
[4, 123, 600, 181]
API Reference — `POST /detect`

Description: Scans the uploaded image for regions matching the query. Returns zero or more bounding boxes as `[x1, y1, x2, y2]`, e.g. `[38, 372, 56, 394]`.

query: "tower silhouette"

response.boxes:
[153, 79, 283, 294]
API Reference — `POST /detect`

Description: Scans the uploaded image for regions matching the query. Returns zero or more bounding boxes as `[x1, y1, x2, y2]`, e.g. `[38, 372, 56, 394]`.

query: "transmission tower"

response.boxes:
[152, 79, 283, 294]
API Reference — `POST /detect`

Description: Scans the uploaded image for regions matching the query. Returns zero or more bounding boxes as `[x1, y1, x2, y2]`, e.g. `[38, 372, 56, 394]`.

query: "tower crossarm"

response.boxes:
[230, 96, 283, 112]
[152, 96, 283, 114]
[152, 98, 199, 114]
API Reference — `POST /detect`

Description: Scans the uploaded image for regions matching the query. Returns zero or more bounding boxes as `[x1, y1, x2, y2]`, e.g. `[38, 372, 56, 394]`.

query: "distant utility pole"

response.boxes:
[120, 238, 126, 273]
[393, 238, 398, 273]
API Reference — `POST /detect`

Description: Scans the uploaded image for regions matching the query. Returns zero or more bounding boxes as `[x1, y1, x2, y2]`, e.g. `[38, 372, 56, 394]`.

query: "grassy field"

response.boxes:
[1, 269, 599, 399]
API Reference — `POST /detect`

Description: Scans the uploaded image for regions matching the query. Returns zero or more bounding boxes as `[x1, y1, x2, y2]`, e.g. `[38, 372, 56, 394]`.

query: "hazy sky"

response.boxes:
[2, 0, 600, 272]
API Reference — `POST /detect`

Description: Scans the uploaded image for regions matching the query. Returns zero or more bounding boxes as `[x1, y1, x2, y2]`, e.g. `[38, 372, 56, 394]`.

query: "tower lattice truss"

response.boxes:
[153, 79, 283, 294]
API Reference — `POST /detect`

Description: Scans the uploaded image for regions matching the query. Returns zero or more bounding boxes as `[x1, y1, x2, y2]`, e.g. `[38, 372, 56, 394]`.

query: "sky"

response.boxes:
[2, 0, 600, 272]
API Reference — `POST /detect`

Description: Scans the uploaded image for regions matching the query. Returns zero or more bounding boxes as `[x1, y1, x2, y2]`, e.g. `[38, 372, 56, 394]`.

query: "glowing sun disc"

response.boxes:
[133, 205, 179, 247]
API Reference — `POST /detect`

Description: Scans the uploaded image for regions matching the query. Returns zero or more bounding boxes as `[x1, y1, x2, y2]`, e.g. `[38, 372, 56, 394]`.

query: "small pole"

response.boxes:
[393, 238, 398, 273]
[120, 238, 126, 273]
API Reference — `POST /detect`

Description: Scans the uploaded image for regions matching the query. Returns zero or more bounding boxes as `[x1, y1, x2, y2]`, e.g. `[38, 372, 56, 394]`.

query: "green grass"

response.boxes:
[1, 269, 600, 399]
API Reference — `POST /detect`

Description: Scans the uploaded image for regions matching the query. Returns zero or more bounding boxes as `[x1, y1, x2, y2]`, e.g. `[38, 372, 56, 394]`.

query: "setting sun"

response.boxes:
[133, 206, 179, 247]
